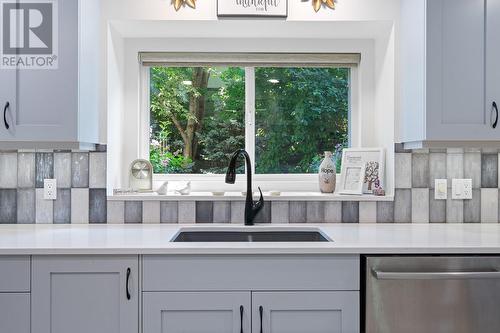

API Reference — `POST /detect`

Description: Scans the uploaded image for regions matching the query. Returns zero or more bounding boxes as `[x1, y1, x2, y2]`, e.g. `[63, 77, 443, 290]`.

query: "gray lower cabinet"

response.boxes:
[31, 256, 139, 333]
[252, 291, 359, 333]
[143, 292, 251, 333]
[0, 293, 30, 333]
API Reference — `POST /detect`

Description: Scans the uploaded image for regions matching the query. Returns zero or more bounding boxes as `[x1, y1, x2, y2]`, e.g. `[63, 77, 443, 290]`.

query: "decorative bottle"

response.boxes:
[318, 151, 336, 193]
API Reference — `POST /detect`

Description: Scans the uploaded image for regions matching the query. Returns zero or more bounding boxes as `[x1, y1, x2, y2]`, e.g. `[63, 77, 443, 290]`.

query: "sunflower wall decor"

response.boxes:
[310, 0, 337, 12]
[173, 0, 196, 11]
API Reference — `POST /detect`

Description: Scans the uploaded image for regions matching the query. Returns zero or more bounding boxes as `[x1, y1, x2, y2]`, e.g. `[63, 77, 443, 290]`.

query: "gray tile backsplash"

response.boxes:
[1, 145, 500, 224]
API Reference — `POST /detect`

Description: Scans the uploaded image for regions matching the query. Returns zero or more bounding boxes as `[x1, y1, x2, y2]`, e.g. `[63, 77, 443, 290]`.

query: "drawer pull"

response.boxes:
[126, 267, 131, 300]
[493, 102, 498, 129]
[259, 306, 263, 333]
[3, 102, 9, 130]
[240, 305, 244, 333]
[373, 269, 500, 280]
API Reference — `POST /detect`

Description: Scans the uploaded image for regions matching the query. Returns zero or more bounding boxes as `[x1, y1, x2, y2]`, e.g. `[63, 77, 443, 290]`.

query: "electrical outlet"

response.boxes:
[434, 179, 447, 200]
[452, 179, 473, 200]
[44, 179, 57, 200]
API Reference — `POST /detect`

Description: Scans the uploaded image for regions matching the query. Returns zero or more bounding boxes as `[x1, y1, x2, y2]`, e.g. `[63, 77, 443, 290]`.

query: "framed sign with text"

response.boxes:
[217, 0, 287, 17]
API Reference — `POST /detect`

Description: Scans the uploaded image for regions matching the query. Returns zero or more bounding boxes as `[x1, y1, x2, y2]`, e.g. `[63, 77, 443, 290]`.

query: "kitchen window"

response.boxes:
[140, 53, 359, 190]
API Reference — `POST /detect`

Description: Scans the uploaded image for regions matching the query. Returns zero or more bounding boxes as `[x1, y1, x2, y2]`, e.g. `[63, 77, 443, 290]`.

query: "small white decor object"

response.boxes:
[176, 181, 191, 195]
[129, 159, 153, 191]
[217, 0, 287, 17]
[318, 151, 336, 193]
[338, 148, 385, 195]
[156, 181, 169, 195]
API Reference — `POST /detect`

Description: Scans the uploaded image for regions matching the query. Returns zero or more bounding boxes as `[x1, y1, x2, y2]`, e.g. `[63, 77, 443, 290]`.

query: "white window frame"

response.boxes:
[139, 53, 360, 192]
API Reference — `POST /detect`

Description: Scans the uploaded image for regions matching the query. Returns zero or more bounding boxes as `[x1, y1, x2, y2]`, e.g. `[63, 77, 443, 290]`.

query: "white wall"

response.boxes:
[102, 0, 400, 194]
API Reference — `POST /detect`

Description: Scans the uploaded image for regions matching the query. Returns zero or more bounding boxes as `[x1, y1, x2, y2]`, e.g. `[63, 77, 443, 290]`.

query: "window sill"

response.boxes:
[108, 192, 394, 202]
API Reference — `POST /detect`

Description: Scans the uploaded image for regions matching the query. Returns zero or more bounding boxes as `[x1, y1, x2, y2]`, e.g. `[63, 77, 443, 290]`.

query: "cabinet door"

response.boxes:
[252, 292, 359, 333]
[426, 0, 497, 141]
[0, 68, 16, 140]
[0, 293, 30, 333]
[143, 292, 251, 333]
[8, 0, 79, 142]
[32, 256, 138, 333]
[487, 0, 500, 134]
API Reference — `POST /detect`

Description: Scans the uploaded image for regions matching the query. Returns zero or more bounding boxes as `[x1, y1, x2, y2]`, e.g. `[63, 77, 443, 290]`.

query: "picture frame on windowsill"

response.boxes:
[337, 148, 385, 195]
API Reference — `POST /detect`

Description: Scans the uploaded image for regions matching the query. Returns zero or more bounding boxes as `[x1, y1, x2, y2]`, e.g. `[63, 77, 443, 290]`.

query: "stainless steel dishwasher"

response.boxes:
[365, 256, 500, 333]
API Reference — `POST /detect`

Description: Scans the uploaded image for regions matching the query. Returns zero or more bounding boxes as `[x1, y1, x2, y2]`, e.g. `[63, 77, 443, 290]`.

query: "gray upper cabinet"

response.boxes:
[252, 292, 359, 333]
[400, 0, 500, 148]
[0, 0, 101, 148]
[143, 292, 251, 333]
[32, 256, 139, 333]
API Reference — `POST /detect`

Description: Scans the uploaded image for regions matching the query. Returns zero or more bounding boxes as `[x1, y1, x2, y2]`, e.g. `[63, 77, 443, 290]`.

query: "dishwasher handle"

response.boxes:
[372, 269, 500, 280]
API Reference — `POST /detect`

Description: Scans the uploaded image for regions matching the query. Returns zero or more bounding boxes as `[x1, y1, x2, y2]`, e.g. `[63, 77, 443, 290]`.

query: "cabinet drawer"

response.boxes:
[0, 256, 30, 292]
[143, 255, 359, 291]
[0, 293, 30, 333]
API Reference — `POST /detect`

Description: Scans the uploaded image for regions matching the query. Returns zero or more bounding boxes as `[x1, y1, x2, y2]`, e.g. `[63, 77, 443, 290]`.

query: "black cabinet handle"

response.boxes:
[259, 306, 263, 333]
[239, 305, 244, 333]
[126, 267, 131, 300]
[3, 102, 9, 130]
[493, 102, 498, 129]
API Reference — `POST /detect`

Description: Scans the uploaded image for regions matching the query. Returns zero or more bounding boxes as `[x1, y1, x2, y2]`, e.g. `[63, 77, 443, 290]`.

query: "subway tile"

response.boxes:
[412, 153, 429, 188]
[35, 188, 52, 224]
[429, 191, 446, 223]
[394, 189, 411, 223]
[17, 152, 35, 188]
[95, 144, 107, 152]
[324, 202, 342, 223]
[447, 148, 464, 154]
[411, 188, 429, 223]
[464, 189, 480, 223]
[481, 189, 498, 223]
[17, 189, 35, 224]
[306, 202, 325, 223]
[447, 152, 464, 185]
[107, 201, 125, 224]
[53, 189, 71, 224]
[71, 188, 89, 224]
[482, 154, 498, 188]
[464, 152, 481, 189]
[271, 201, 289, 224]
[359, 202, 377, 223]
[254, 203, 271, 224]
[0, 189, 17, 223]
[230, 201, 245, 224]
[89, 152, 106, 188]
[481, 148, 499, 154]
[428, 153, 446, 188]
[53, 152, 72, 188]
[289, 201, 307, 223]
[0, 153, 17, 189]
[395, 143, 411, 153]
[160, 201, 178, 223]
[213, 201, 231, 223]
[178, 201, 196, 224]
[35, 152, 54, 188]
[377, 201, 394, 223]
[124, 201, 142, 223]
[71, 152, 89, 188]
[342, 202, 359, 223]
[395, 153, 412, 189]
[142, 201, 160, 224]
[89, 189, 107, 224]
[446, 198, 464, 223]
[196, 201, 213, 223]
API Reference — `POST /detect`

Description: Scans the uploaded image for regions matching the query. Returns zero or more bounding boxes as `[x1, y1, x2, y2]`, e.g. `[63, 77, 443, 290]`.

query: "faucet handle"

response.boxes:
[254, 187, 264, 210]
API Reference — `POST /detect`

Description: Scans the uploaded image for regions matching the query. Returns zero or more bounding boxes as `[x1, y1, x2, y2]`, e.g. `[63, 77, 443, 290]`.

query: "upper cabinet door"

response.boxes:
[426, 0, 496, 141]
[10, 0, 79, 142]
[252, 291, 360, 333]
[0, 69, 17, 140]
[32, 256, 139, 333]
[487, 0, 500, 133]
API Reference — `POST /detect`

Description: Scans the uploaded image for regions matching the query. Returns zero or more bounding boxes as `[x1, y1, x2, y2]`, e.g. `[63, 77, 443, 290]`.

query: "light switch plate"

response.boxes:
[452, 179, 472, 200]
[43, 179, 57, 200]
[434, 179, 447, 200]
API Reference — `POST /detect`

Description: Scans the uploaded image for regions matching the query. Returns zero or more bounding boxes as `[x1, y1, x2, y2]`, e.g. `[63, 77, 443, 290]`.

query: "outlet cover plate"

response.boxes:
[452, 179, 472, 200]
[43, 179, 57, 200]
[435, 179, 447, 200]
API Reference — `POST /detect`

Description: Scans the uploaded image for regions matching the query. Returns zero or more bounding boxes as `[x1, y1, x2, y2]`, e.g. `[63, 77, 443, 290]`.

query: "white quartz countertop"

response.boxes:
[1, 224, 500, 255]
